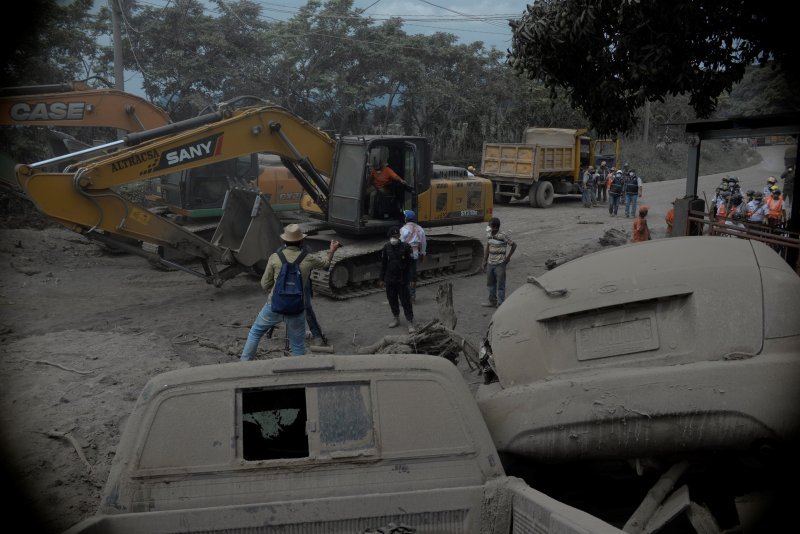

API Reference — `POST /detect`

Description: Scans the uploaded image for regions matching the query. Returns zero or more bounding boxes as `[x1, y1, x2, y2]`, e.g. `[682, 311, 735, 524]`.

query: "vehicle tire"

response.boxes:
[535, 181, 554, 208]
[528, 183, 540, 208]
[494, 191, 511, 204]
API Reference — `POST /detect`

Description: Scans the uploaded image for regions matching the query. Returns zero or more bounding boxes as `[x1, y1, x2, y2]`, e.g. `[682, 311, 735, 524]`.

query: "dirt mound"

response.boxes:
[0, 190, 56, 230]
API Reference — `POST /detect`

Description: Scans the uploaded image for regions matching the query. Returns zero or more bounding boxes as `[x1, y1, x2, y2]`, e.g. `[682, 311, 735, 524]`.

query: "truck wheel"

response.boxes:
[535, 181, 554, 208]
[528, 183, 540, 208]
[494, 191, 511, 204]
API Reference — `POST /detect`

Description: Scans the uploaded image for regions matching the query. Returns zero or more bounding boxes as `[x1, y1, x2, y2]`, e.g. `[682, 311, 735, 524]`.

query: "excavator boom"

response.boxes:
[17, 104, 490, 294]
[16, 105, 335, 287]
[0, 82, 171, 132]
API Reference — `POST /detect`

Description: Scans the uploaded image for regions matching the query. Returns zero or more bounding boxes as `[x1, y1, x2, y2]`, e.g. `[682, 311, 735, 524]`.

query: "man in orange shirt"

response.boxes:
[632, 206, 651, 242]
[368, 160, 410, 218]
[766, 188, 785, 229]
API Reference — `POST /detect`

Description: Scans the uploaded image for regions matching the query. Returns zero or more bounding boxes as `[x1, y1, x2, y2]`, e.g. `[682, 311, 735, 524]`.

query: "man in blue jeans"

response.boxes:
[481, 217, 517, 308]
[304, 280, 326, 346]
[624, 171, 643, 218]
[241, 224, 340, 360]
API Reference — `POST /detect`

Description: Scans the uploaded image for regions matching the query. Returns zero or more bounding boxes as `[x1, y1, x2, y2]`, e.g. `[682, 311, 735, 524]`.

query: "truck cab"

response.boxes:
[65, 354, 622, 534]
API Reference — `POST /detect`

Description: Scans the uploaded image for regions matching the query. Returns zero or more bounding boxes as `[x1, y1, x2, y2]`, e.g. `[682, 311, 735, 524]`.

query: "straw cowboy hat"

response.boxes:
[280, 223, 307, 242]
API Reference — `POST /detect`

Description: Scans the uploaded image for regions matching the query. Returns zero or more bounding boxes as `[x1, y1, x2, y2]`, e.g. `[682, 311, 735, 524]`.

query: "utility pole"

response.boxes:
[642, 100, 650, 144]
[110, 0, 126, 140]
[110, 0, 124, 92]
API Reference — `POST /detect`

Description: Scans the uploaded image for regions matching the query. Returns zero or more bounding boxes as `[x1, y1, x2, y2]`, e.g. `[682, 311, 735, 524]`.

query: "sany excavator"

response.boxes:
[16, 104, 493, 296]
[0, 82, 304, 216]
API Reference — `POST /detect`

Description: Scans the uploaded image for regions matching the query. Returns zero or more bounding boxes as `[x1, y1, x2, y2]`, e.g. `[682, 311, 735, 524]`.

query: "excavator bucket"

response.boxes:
[211, 188, 284, 269]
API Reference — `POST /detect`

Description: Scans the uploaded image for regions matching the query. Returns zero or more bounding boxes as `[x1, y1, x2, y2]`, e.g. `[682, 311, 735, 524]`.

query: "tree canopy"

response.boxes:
[2, 0, 796, 166]
[508, 0, 799, 136]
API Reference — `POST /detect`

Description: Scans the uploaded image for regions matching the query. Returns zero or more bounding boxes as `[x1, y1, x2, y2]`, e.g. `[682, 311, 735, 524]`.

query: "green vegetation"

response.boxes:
[1, 0, 795, 179]
[620, 138, 761, 184]
[508, 0, 798, 135]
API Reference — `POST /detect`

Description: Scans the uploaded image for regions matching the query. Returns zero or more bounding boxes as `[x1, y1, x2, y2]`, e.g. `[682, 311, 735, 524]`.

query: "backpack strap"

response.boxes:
[277, 246, 306, 266]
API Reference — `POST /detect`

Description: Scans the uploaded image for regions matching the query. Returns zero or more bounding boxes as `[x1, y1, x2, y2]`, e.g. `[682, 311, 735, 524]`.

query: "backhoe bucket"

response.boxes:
[211, 188, 284, 268]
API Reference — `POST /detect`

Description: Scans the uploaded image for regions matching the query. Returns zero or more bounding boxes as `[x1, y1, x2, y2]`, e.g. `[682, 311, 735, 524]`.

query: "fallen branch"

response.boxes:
[440, 326, 481, 370]
[197, 338, 229, 352]
[21, 358, 96, 375]
[37, 428, 95, 477]
[172, 336, 198, 345]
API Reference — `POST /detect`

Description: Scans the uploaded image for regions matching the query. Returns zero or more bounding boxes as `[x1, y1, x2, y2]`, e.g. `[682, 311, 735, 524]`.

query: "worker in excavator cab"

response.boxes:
[368, 158, 410, 219]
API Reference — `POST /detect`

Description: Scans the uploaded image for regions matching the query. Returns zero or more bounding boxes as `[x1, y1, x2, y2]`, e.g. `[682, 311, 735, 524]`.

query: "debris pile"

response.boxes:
[355, 283, 480, 369]
[355, 318, 480, 368]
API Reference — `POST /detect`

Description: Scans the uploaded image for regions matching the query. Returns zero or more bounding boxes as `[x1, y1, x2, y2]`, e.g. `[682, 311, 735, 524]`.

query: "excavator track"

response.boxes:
[310, 234, 484, 300]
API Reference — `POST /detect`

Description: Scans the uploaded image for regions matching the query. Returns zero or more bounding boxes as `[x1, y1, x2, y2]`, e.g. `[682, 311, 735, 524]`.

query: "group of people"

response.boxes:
[710, 174, 787, 230]
[239, 209, 429, 359]
[582, 161, 643, 218]
[238, 212, 519, 359]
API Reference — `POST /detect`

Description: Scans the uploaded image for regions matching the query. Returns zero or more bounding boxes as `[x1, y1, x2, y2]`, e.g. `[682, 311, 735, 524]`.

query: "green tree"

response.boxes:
[117, 0, 234, 120]
[508, 0, 799, 136]
[2, 0, 102, 86]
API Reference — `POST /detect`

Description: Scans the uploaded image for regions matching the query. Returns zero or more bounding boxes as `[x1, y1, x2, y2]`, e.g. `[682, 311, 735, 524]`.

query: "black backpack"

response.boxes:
[610, 175, 624, 194]
[271, 248, 307, 315]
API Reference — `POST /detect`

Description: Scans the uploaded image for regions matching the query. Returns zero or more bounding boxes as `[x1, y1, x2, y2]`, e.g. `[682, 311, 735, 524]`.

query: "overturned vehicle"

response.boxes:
[477, 236, 800, 463]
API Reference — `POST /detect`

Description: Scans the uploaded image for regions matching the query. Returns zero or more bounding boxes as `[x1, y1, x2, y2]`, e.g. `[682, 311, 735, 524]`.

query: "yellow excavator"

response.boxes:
[16, 104, 493, 296]
[0, 83, 305, 217]
[0, 80, 171, 132]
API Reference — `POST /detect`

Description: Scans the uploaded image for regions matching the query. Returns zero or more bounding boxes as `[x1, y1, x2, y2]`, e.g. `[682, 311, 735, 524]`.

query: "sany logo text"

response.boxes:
[157, 134, 224, 169]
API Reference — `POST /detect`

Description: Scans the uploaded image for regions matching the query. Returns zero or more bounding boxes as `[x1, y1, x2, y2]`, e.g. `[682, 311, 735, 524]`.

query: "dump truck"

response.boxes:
[16, 104, 491, 295]
[62, 354, 622, 534]
[476, 236, 800, 529]
[481, 128, 619, 207]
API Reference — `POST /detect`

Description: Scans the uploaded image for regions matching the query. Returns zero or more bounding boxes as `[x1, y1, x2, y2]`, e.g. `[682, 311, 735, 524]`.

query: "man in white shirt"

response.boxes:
[400, 210, 427, 302]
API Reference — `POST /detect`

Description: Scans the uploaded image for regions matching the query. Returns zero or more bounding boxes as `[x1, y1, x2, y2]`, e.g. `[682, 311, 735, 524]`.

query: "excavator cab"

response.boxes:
[153, 154, 259, 218]
[325, 136, 428, 237]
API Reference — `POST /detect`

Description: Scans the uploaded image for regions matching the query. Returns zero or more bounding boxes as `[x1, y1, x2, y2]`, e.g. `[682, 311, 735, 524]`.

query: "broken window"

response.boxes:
[241, 383, 374, 461]
[242, 387, 309, 461]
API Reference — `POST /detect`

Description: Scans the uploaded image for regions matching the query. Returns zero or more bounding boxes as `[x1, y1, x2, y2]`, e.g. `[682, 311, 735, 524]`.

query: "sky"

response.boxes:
[110, 0, 524, 95]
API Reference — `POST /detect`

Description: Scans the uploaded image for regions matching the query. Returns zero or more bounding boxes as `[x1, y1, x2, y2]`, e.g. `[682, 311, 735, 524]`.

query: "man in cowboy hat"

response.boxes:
[241, 224, 341, 359]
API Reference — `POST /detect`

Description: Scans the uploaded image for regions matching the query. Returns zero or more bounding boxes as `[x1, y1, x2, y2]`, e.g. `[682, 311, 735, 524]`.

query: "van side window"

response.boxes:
[242, 388, 308, 461]
[318, 384, 373, 452]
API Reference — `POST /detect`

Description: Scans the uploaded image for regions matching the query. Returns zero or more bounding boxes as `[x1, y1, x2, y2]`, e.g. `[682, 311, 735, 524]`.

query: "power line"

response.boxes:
[115, 0, 152, 80]
[127, 0, 512, 53]
[361, 0, 383, 13]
